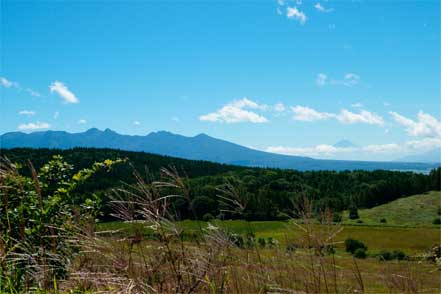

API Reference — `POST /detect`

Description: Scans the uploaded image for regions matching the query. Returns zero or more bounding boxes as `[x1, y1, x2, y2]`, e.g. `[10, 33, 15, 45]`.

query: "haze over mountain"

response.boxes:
[1, 128, 438, 172]
[396, 148, 441, 163]
[333, 140, 358, 148]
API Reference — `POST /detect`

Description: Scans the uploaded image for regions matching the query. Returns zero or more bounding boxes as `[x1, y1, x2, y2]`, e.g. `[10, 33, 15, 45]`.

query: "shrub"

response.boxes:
[357, 219, 363, 223]
[348, 204, 359, 220]
[258, 237, 266, 248]
[354, 248, 367, 259]
[325, 245, 336, 255]
[380, 218, 387, 223]
[391, 250, 406, 260]
[230, 234, 244, 248]
[202, 213, 214, 221]
[333, 213, 342, 223]
[345, 238, 367, 254]
[378, 250, 393, 261]
[433, 218, 441, 225]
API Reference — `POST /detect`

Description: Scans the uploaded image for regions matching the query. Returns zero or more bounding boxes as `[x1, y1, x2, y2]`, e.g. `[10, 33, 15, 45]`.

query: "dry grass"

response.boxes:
[56, 168, 440, 293]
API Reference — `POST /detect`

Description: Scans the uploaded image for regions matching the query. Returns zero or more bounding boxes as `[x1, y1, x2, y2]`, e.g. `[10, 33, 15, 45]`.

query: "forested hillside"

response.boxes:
[2, 148, 439, 221]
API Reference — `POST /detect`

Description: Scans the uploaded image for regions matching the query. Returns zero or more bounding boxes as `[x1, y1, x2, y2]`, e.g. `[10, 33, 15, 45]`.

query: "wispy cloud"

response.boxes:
[351, 103, 363, 108]
[49, 81, 79, 104]
[266, 137, 441, 160]
[133, 121, 141, 126]
[316, 73, 327, 86]
[200, 98, 268, 123]
[1, 77, 19, 88]
[337, 109, 384, 126]
[316, 73, 361, 87]
[314, 3, 333, 12]
[291, 105, 334, 121]
[390, 111, 441, 138]
[291, 105, 384, 126]
[26, 88, 41, 97]
[19, 110, 36, 116]
[78, 119, 87, 124]
[286, 7, 307, 24]
[18, 121, 50, 131]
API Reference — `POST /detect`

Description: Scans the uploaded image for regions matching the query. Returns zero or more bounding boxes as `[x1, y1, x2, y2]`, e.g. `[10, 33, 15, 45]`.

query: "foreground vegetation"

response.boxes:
[1, 153, 440, 292]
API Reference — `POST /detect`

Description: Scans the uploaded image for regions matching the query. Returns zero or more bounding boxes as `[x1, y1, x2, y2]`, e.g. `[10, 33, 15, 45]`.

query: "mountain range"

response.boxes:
[0, 128, 439, 172]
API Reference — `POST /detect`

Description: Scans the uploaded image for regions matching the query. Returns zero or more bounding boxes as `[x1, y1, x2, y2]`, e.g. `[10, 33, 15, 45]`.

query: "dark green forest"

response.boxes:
[2, 148, 440, 221]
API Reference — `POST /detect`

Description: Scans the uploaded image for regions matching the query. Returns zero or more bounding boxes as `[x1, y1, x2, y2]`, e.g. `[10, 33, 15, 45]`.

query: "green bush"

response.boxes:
[202, 213, 214, 221]
[0, 155, 124, 291]
[345, 238, 367, 254]
[378, 250, 393, 261]
[354, 248, 367, 259]
[348, 203, 359, 220]
[433, 218, 441, 225]
[380, 218, 387, 223]
[258, 237, 266, 248]
[333, 213, 342, 223]
[391, 250, 406, 260]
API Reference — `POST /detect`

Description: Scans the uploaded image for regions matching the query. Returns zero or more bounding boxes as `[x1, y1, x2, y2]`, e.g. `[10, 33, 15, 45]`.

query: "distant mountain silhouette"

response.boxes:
[396, 148, 441, 163]
[1, 128, 438, 171]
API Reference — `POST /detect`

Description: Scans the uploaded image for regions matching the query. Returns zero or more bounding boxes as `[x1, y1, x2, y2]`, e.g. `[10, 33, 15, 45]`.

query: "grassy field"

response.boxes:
[92, 192, 441, 292]
[98, 219, 440, 254]
[342, 191, 441, 226]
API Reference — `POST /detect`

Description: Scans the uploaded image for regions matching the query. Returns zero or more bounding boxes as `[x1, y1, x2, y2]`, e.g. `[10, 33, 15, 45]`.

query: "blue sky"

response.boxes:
[1, 0, 440, 161]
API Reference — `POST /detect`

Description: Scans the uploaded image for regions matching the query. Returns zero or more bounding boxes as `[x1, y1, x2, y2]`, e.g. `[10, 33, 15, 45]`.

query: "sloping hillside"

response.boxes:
[343, 191, 441, 226]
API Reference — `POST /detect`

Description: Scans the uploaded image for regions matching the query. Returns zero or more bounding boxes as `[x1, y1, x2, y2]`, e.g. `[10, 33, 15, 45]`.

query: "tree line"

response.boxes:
[2, 147, 439, 221]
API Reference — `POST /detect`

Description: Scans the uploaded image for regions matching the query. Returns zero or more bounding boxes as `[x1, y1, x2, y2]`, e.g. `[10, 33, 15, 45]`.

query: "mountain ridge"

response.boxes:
[1, 128, 439, 172]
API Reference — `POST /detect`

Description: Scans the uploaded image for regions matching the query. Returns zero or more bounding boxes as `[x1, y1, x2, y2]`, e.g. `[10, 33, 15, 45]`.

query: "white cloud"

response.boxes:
[337, 109, 384, 126]
[19, 110, 36, 116]
[277, 0, 285, 6]
[286, 7, 307, 24]
[314, 3, 333, 12]
[266, 138, 439, 160]
[200, 98, 268, 123]
[343, 73, 360, 86]
[78, 119, 87, 124]
[49, 81, 79, 104]
[316, 73, 327, 86]
[26, 88, 41, 97]
[361, 144, 400, 153]
[291, 106, 384, 126]
[405, 137, 441, 150]
[274, 103, 286, 112]
[54, 111, 60, 119]
[1, 77, 18, 88]
[316, 73, 361, 87]
[266, 145, 356, 157]
[351, 103, 363, 108]
[291, 105, 334, 121]
[133, 121, 141, 126]
[383, 102, 390, 107]
[390, 111, 441, 138]
[18, 121, 50, 131]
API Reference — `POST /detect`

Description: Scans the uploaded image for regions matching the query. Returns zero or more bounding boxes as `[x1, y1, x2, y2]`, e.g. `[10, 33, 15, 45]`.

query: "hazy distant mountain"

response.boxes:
[333, 140, 358, 148]
[1, 128, 438, 172]
[396, 148, 441, 163]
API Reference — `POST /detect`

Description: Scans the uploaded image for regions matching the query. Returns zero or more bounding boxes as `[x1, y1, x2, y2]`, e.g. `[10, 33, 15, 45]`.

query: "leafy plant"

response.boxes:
[345, 238, 367, 254]
[0, 155, 124, 291]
